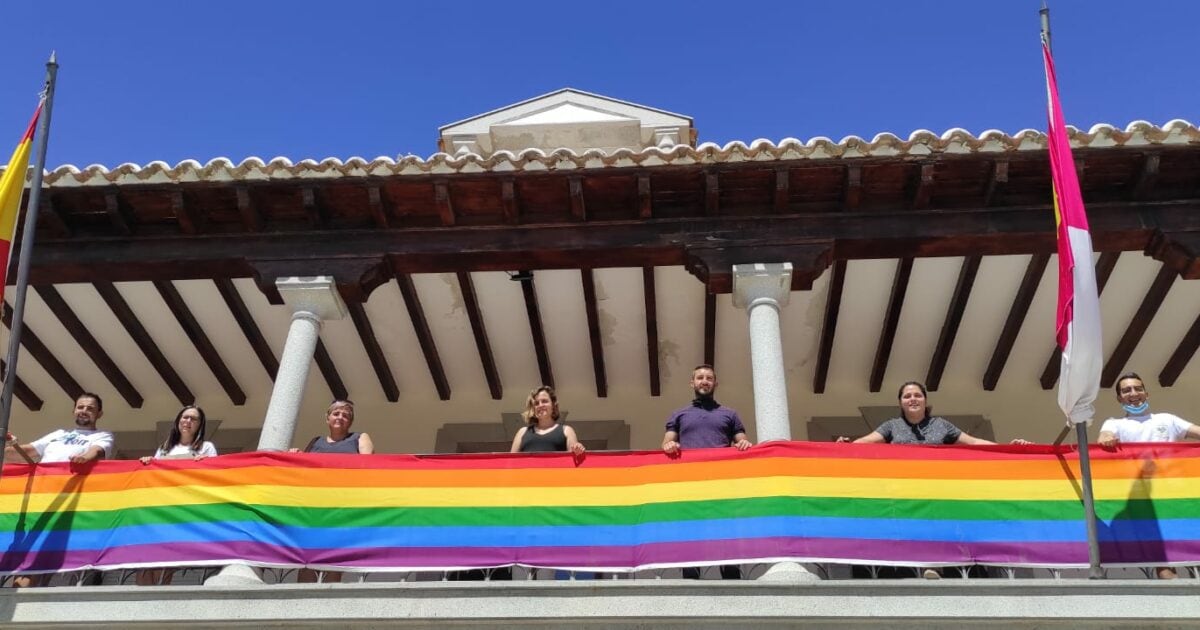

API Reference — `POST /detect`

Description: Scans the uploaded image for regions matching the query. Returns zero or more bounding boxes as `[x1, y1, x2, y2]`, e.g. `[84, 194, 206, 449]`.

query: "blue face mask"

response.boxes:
[1122, 402, 1150, 415]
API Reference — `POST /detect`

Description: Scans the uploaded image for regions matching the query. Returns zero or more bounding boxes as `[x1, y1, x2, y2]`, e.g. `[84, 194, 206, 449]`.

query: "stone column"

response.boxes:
[732, 263, 793, 442]
[257, 277, 347, 451]
[205, 276, 346, 587]
[733, 263, 817, 583]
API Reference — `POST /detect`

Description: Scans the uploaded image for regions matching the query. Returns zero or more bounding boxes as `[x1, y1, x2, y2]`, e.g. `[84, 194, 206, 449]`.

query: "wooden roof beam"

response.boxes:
[457, 271, 501, 400]
[1039, 252, 1121, 389]
[35, 285, 143, 408]
[93, 281, 194, 406]
[910, 163, 935, 210]
[501, 179, 519, 225]
[2, 302, 83, 400]
[366, 185, 391, 229]
[1131, 153, 1160, 200]
[213, 278, 279, 382]
[638, 175, 653, 219]
[518, 271, 554, 389]
[397, 273, 450, 400]
[103, 190, 133, 236]
[347, 302, 399, 402]
[236, 186, 263, 232]
[313, 338, 348, 401]
[869, 258, 913, 393]
[1160, 308, 1200, 387]
[434, 181, 455, 227]
[38, 195, 71, 238]
[642, 266, 661, 397]
[568, 176, 587, 221]
[153, 280, 246, 405]
[925, 255, 981, 392]
[581, 268, 607, 398]
[172, 190, 201, 235]
[843, 165, 862, 210]
[0, 359, 42, 411]
[983, 254, 1050, 391]
[984, 160, 1009, 207]
[703, 291, 717, 366]
[704, 171, 719, 216]
[813, 260, 846, 394]
[774, 167, 790, 213]
[1101, 264, 1177, 388]
[301, 187, 328, 229]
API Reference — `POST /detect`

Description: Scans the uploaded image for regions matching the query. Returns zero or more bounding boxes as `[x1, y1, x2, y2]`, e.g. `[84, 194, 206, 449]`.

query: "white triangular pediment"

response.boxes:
[494, 102, 636, 127]
[439, 88, 693, 156]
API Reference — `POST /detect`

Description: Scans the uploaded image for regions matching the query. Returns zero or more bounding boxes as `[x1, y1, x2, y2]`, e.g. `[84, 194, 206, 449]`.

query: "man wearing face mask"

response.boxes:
[1099, 372, 1199, 449]
[1098, 372, 1199, 580]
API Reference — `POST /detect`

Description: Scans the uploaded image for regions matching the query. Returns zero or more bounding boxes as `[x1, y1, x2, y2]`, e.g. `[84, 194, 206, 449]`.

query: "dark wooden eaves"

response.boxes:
[982, 254, 1050, 391]
[1101, 264, 1177, 388]
[926, 255, 981, 391]
[396, 274, 451, 400]
[93, 281, 194, 405]
[869, 258, 913, 393]
[35, 285, 143, 408]
[153, 280, 246, 405]
[457, 271, 502, 400]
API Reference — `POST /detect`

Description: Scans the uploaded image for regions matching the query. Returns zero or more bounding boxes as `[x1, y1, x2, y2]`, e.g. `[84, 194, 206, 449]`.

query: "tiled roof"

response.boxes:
[36, 119, 1200, 187]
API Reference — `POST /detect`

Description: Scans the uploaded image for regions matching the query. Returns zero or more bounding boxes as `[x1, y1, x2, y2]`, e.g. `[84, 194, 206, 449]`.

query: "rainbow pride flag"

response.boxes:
[2, 442, 1198, 575]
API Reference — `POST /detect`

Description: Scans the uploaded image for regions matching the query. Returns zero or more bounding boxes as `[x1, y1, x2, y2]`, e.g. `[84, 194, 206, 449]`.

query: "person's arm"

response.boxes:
[4, 434, 39, 463]
[564, 426, 586, 455]
[510, 427, 528, 453]
[731, 432, 752, 451]
[662, 430, 680, 455]
[851, 431, 887, 444]
[357, 433, 375, 455]
[1184, 423, 1200, 441]
[955, 433, 996, 446]
[70, 444, 106, 464]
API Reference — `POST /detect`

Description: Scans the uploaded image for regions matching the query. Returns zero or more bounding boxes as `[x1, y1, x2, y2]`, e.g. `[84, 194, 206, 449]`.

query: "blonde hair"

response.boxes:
[327, 400, 355, 421]
[521, 386, 559, 426]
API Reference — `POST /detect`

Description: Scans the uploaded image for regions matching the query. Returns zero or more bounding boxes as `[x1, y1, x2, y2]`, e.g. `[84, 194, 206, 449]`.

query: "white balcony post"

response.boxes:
[732, 263, 792, 442]
[733, 263, 818, 583]
[257, 277, 347, 451]
[205, 276, 346, 587]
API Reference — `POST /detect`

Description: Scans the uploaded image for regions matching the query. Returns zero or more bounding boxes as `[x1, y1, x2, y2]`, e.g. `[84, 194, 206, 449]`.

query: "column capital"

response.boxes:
[732, 263, 793, 310]
[276, 276, 348, 321]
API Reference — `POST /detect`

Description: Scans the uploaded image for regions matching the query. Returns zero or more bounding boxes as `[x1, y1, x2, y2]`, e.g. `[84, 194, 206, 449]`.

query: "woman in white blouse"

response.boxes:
[140, 405, 217, 464]
[136, 405, 217, 585]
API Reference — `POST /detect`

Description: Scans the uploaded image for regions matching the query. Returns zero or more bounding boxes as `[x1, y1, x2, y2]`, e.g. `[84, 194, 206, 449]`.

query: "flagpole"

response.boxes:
[0, 53, 59, 472]
[1040, 6, 1104, 580]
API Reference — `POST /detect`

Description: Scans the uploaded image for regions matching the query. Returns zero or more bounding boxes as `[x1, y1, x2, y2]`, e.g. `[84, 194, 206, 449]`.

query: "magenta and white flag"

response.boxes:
[1043, 38, 1103, 425]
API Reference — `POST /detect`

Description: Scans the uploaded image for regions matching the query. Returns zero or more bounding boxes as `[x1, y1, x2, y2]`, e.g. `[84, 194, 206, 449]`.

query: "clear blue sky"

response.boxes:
[1, 1, 1195, 167]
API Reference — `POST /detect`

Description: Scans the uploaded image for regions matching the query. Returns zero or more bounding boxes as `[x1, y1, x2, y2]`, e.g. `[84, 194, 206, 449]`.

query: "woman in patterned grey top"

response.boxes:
[846, 381, 1030, 445]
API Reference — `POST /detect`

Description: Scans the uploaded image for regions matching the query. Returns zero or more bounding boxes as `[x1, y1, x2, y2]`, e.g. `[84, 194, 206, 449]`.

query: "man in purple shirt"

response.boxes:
[661, 364, 752, 580]
[662, 364, 752, 454]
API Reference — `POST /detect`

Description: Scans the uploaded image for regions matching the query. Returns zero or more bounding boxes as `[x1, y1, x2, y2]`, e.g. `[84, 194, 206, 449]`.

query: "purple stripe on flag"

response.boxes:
[7, 537, 1200, 574]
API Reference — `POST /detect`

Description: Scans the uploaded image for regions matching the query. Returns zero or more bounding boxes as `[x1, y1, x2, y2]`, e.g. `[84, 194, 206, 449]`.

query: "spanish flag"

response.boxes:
[0, 101, 43, 302]
[1042, 39, 1102, 425]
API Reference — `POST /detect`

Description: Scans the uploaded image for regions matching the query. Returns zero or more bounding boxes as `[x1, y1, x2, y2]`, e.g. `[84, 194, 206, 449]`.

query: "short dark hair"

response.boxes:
[77, 392, 103, 412]
[693, 364, 715, 375]
[1114, 372, 1145, 395]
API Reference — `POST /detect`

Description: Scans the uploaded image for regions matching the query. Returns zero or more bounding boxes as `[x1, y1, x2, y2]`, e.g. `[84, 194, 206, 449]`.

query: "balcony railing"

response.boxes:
[2, 442, 1198, 582]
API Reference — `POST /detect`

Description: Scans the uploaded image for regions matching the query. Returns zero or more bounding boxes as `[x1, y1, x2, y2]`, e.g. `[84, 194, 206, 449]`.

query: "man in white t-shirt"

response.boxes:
[5, 392, 113, 465]
[1098, 372, 1199, 580]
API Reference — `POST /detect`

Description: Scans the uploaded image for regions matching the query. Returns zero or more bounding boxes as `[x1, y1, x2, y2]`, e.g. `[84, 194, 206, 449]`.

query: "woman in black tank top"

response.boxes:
[509, 386, 585, 455]
[290, 399, 373, 584]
